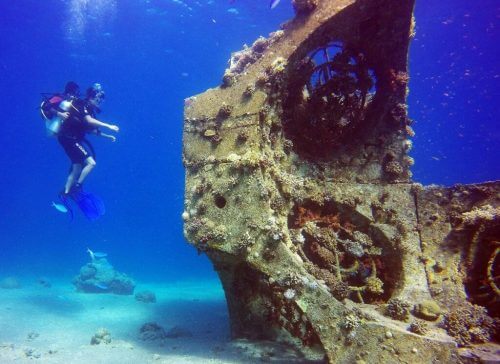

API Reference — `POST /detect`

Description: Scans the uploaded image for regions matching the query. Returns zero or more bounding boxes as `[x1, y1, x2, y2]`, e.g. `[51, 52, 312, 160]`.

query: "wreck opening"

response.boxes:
[283, 41, 378, 160]
[214, 194, 227, 209]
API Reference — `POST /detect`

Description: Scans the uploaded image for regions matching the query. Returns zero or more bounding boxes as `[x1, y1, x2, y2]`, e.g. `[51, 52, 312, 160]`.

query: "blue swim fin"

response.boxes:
[69, 187, 105, 220]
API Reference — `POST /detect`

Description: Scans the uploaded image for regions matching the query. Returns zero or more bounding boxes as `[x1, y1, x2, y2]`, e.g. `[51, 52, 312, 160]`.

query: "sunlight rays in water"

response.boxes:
[63, 0, 117, 43]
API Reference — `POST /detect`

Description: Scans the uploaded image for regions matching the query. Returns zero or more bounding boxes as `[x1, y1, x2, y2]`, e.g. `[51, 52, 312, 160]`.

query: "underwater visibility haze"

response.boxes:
[0, 0, 498, 362]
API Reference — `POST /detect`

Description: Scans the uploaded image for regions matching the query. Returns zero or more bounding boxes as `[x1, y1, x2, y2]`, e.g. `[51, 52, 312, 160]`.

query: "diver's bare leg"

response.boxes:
[77, 157, 96, 185]
[65, 164, 82, 193]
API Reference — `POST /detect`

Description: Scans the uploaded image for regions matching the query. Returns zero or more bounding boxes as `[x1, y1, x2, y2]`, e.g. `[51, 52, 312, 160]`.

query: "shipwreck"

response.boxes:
[182, 0, 499, 362]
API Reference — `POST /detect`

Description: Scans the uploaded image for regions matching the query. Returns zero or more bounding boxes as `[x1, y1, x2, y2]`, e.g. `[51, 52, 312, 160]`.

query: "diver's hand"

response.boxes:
[108, 124, 119, 132]
[58, 111, 70, 120]
[99, 132, 116, 142]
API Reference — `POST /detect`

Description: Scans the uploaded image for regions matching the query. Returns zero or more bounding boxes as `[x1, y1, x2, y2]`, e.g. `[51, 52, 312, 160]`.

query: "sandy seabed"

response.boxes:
[0, 279, 281, 364]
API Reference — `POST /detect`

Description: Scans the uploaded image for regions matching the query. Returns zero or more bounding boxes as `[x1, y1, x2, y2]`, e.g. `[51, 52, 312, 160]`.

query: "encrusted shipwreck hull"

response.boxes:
[182, 0, 499, 362]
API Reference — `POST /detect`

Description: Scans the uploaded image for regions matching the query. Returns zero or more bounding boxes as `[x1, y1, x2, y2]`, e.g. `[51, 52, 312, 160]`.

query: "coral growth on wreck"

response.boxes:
[292, 0, 318, 15]
[386, 298, 411, 322]
[443, 302, 498, 346]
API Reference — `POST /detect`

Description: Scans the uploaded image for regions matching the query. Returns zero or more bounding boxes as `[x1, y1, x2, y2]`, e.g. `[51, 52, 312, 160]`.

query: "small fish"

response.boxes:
[52, 201, 68, 213]
[94, 283, 109, 290]
[87, 248, 108, 260]
[270, 0, 281, 9]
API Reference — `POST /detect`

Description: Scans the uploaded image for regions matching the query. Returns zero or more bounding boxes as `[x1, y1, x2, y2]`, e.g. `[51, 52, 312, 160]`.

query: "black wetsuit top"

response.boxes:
[58, 99, 98, 164]
[58, 99, 96, 141]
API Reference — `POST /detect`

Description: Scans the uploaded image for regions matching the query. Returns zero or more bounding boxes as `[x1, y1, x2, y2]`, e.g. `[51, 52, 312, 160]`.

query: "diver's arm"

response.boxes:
[84, 115, 119, 132]
[103, 134, 116, 142]
[94, 130, 116, 142]
[90, 128, 116, 142]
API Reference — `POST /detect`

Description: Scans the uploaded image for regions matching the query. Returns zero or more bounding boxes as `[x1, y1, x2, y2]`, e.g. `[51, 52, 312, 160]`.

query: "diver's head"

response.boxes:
[86, 83, 105, 106]
[64, 81, 80, 97]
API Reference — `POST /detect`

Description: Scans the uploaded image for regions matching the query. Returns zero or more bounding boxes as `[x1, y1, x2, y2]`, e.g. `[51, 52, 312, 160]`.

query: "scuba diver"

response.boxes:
[57, 83, 119, 220]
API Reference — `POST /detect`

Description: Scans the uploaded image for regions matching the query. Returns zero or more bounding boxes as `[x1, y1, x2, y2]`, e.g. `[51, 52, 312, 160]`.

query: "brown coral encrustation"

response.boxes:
[443, 302, 497, 346]
[292, 0, 318, 15]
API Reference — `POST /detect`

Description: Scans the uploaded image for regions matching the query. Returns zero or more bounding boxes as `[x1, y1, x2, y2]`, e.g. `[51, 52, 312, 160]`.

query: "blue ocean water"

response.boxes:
[0, 0, 498, 288]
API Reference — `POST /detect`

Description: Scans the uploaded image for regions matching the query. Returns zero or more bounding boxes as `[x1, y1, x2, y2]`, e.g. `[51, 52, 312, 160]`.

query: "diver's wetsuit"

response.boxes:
[57, 99, 98, 164]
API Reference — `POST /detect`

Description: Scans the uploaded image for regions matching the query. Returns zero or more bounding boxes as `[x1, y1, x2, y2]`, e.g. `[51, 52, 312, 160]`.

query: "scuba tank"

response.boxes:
[40, 96, 73, 136]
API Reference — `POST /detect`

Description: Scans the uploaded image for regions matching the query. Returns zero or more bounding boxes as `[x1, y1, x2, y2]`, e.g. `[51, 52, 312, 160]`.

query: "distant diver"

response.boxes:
[54, 83, 119, 220]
